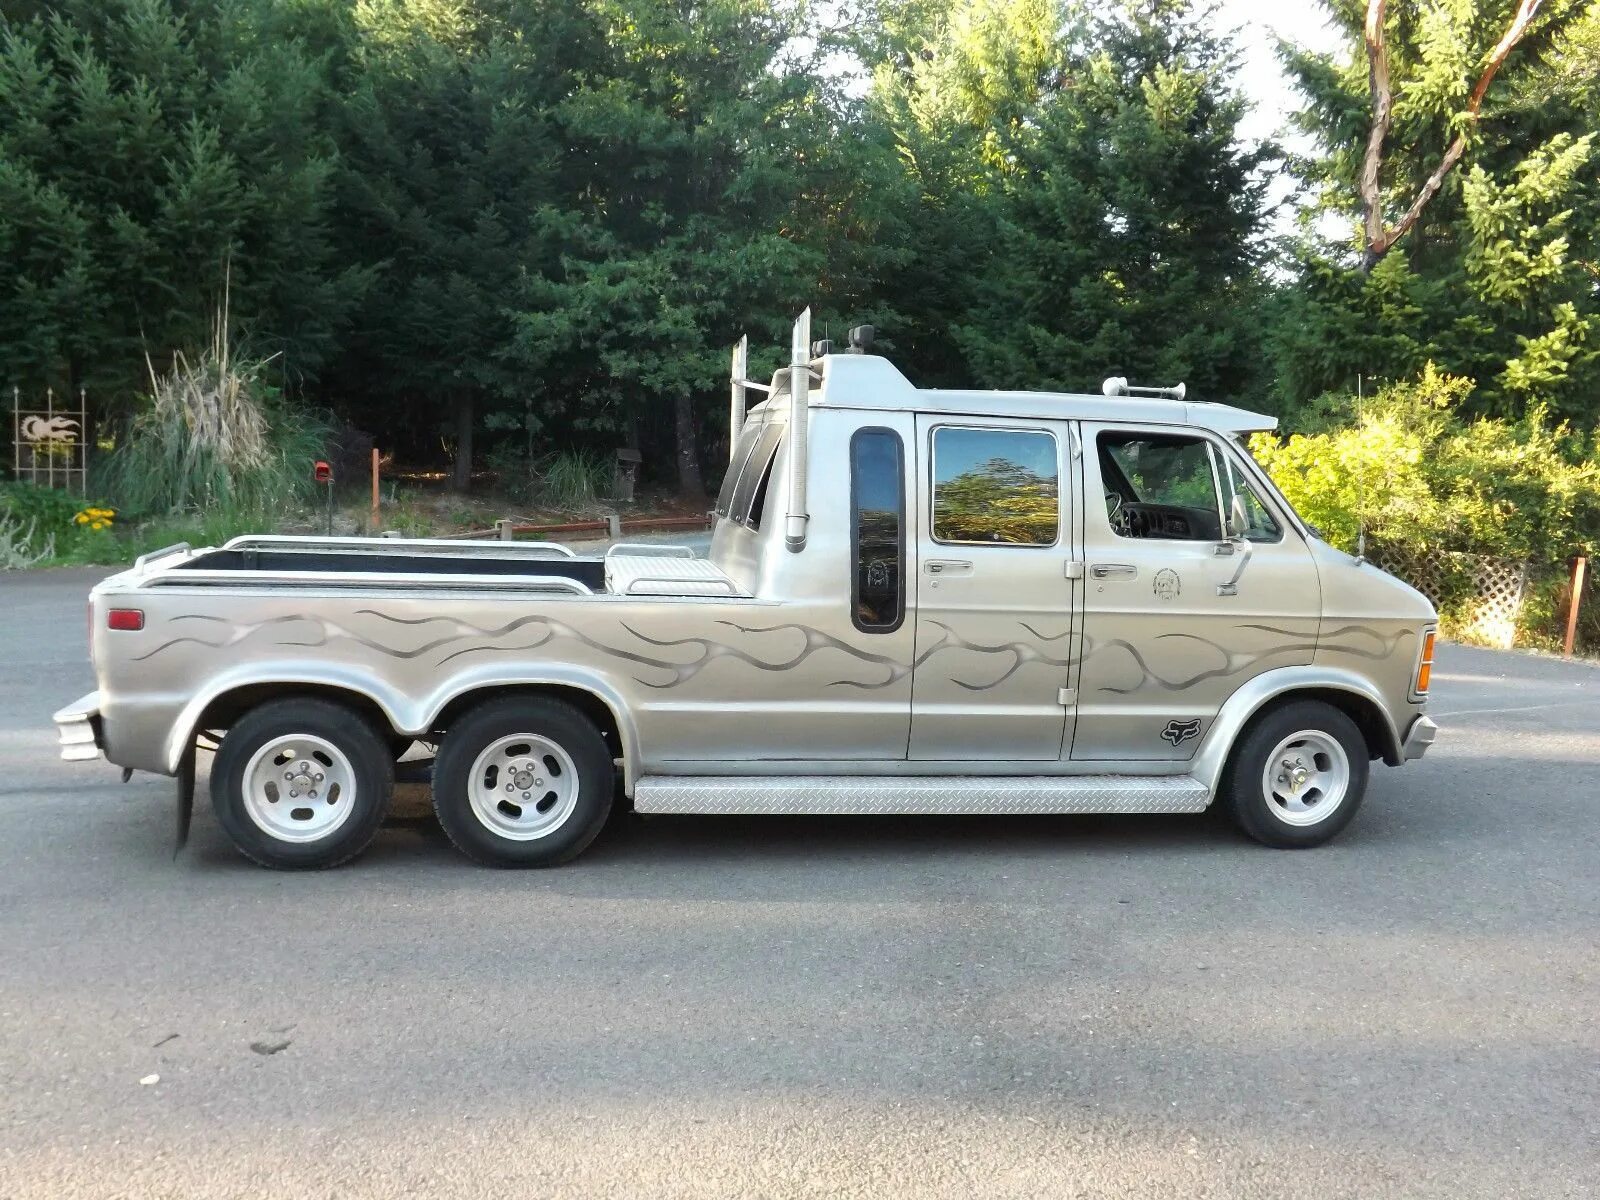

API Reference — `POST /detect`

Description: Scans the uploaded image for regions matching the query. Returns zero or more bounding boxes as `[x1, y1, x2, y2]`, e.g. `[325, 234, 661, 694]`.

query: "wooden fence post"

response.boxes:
[1563, 555, 1588, 659]
[369, 447, 381, 534]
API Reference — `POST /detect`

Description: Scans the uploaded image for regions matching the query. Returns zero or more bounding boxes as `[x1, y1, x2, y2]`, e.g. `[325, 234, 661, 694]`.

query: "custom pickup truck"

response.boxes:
[55, 312, 1438, 869]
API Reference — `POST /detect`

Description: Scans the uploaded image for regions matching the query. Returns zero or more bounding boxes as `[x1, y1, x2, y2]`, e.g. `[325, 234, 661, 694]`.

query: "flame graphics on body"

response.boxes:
[133, 609, 1409, 696]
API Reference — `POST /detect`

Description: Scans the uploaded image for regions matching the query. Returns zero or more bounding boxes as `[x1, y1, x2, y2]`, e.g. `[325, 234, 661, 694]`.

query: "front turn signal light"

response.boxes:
[1415, 630, 1436, 695]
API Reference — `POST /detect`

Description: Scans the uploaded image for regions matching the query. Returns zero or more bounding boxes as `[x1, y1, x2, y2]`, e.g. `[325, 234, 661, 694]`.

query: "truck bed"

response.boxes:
[130, 536, 744, 598]
[177, 546, 608, 590]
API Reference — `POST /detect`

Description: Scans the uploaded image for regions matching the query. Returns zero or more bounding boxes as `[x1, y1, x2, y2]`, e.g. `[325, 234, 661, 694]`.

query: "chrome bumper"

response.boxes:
[1402, 714, 1438, 761]
[52, 691, 104, 762]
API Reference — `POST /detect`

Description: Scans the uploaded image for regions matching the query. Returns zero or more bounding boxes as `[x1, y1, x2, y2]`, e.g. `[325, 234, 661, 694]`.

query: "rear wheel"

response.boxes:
[1221, 700, 1369, 848]
[211, 698, 394, 869]
[432, 697, 614, 867]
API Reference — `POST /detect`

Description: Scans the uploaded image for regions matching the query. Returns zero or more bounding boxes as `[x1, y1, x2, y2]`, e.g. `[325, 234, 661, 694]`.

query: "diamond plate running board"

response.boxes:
[633, 775, 1210, 816]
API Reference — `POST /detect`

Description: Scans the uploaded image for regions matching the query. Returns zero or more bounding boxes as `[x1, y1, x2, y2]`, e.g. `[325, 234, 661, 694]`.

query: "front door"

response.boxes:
[908, 418, 1079, 760]
[1072, 423, 1321, 761]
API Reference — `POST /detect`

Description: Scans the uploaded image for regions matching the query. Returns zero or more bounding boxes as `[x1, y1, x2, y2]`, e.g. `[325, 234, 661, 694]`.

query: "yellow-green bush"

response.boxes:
[1251, 365, 1600, 567]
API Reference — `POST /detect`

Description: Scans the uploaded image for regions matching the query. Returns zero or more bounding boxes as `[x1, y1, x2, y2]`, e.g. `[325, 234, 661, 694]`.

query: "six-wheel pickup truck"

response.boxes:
[54, 311, 1438, 869]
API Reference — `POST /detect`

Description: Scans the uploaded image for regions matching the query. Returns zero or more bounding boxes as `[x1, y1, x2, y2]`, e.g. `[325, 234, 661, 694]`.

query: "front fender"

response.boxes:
[1190, 665, 1403, 796]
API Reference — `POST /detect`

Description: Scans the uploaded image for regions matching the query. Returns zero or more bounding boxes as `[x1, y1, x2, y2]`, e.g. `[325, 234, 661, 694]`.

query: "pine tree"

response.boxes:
[0, 0, 354, 405]
[1274, 0, 1600, 420]
[950, 0, 1272, 402]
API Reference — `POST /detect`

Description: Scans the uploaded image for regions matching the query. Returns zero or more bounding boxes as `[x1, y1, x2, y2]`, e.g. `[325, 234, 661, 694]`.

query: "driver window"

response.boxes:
[1098, 431, 1223, 542]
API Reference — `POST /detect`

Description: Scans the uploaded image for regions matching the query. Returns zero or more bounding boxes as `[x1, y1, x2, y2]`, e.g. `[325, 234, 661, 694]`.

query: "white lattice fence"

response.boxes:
[1371, 544, 1528, 649]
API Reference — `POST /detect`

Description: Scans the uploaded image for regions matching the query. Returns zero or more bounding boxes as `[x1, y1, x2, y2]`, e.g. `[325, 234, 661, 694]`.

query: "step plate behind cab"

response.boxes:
[633, 775, 1210, 816]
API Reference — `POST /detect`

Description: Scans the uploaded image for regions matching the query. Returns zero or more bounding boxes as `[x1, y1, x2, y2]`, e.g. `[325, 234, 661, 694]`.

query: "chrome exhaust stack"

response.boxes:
[784, 308, 811, 553]
[729, 334, 749, 462]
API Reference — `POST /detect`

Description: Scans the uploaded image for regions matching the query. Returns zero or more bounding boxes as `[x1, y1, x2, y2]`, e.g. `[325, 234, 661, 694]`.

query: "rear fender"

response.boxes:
[163, 661, 641, 791]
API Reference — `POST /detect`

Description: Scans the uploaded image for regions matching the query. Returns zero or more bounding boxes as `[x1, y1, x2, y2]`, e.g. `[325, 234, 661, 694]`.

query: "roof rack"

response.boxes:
[1102, 377, 1186, 401]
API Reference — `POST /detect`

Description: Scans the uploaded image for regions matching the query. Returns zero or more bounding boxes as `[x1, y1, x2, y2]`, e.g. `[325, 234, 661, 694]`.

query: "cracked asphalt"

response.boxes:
[2, 567, 1597, 1198]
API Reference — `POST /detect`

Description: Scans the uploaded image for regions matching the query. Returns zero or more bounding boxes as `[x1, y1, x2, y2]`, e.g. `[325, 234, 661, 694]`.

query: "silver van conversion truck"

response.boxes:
[54, 312, 1438, 869]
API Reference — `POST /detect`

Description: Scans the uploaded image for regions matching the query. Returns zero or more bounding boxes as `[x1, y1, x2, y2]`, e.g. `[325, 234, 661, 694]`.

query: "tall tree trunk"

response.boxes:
[1359, 0, 1545, 271]
[452, 393, 474, 492]
[673, 390, 704, 498]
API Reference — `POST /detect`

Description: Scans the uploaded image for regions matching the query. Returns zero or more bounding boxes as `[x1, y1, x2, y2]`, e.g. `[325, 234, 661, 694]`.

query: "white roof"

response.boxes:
[791, 353, 1277, 435]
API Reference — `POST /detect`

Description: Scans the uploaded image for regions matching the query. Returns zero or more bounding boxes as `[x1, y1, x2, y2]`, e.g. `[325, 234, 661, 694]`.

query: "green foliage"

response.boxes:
[97, 336, 333, 517]
[1273, 0, 1600, 422]
[487, 445, 613, 511]
[1251, 366, 1600, 568]
[0, 0, 359, 404]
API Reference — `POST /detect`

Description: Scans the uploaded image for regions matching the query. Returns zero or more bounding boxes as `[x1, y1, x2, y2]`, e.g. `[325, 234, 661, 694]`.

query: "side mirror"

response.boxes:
[1226, 493, 1248, 541]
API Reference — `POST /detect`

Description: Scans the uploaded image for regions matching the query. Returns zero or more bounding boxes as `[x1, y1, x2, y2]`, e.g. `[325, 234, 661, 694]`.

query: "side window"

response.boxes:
[850, 428, 905, 632]
[1097, 431, 1224, 542]
[732, 423, 783, 529]
[931, 427, 1059, 546]
[715, 425, 763, 519]
[1220, 452, 1283, 543]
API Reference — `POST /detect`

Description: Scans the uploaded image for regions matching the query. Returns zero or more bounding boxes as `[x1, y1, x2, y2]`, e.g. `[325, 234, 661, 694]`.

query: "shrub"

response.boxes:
[1251, 365, 1600, 567]
[488, 446, 612, 510]
[96, 326, 332, 519]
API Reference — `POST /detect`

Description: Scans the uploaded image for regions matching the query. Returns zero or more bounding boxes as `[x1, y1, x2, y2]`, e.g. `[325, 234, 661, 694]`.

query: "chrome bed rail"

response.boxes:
[220, 534, 581, 559]
[142, 569, 595, 595]
[605, 542, 697, 559]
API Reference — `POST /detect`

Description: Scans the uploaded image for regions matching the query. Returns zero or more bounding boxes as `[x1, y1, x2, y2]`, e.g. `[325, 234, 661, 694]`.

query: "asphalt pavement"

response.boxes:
[2, 566, 1597, 1199]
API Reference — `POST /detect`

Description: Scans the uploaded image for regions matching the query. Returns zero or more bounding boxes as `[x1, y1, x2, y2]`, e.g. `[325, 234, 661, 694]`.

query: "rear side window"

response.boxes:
[714, 425, 763, 519]
[732, 423, 783, 529]
[850, 428, 905, 632]
[931, 427, 1059, 546]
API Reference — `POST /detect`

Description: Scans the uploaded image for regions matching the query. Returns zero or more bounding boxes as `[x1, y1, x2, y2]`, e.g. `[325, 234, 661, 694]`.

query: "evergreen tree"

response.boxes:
[0, 0, 354, 405]
[1274, 0, 1600, 420]
[327, 0, 597, 488]
[505, 0, 835, 497]
[950, 0, 1272, 402]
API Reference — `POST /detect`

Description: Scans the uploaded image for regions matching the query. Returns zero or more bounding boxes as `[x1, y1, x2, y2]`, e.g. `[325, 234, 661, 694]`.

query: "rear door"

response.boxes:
[908, 417, 1079, 760]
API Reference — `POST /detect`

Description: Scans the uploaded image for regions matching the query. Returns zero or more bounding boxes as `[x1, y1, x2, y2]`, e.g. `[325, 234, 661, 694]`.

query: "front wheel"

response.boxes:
[432, 697, 614, 867]
[1220, 700, 1369, 848]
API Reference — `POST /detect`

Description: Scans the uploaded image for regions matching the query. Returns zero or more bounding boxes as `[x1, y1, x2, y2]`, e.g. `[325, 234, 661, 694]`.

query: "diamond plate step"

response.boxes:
[633, 774, 1210, 816]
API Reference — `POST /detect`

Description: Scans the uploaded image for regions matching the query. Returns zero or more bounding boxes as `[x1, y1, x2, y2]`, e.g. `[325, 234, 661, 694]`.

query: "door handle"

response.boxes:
[925, 559, 972, 576]
[1090, 563, 1138, 580]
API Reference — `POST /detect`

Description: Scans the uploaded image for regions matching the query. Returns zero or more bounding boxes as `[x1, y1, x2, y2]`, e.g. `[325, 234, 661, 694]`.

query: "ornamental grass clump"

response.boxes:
[99, 302, 332, 519]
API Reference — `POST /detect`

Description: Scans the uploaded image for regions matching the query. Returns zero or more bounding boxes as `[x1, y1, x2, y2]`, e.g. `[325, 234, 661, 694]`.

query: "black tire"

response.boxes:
[1220, 700, 1369, 848]
[210, 698, 395, 869]
[432, 696, 614, 867]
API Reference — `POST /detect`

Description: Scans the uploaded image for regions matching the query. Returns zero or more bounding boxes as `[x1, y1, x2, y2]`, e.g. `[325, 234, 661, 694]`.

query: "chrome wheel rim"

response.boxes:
[1261, 729, 1350, 827]
[467, 734, 580, 841]
[242, 734, 358, 843]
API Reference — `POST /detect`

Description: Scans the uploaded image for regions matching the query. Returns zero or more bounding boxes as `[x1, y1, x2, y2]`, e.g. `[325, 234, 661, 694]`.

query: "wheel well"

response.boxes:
[197, 683, 395, 740]
[1258, 687, 1400, 766]
[430, 685, 624, 758]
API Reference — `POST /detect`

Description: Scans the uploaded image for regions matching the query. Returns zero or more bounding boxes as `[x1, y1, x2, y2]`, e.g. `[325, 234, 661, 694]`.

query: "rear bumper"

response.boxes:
[1402, 714, 1438, 761]
[52, 691, 104, 762]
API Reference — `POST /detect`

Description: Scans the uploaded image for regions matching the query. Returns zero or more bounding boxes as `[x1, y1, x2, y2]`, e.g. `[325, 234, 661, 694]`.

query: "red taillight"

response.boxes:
[107, 609, 145, 631]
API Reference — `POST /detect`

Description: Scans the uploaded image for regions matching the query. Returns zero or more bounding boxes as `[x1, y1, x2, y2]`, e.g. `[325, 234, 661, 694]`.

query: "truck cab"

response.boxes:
[55, 311, 1438, 869]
